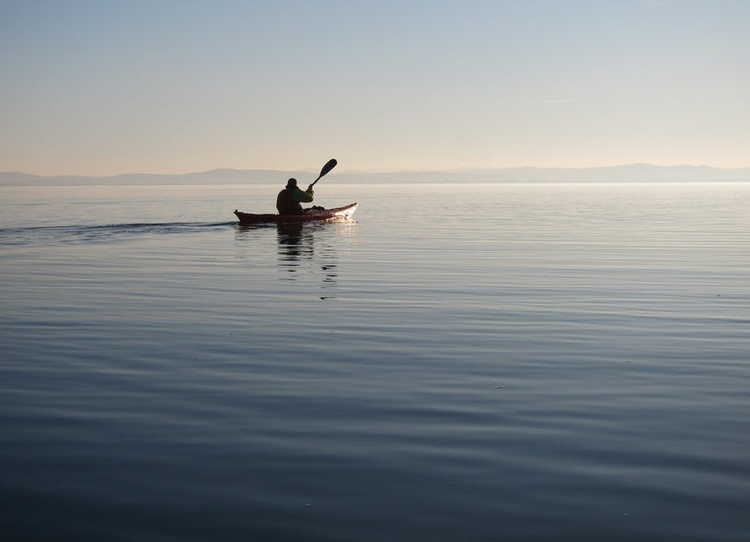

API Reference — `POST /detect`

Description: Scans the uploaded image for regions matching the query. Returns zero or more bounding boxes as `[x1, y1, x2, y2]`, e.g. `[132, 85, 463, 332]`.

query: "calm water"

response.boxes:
[1, 182, 749, 541]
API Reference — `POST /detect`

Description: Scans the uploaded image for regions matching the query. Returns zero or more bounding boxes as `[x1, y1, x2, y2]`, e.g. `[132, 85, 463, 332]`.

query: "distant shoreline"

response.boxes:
[2, 164, 750, 186]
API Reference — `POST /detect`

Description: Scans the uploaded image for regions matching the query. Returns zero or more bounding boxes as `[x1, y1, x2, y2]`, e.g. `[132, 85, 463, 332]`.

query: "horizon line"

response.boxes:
[4, 162, 750, 179]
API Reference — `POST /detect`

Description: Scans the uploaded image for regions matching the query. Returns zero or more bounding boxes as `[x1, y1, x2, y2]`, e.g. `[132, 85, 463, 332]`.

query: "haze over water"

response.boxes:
[1, 181, 748, 541]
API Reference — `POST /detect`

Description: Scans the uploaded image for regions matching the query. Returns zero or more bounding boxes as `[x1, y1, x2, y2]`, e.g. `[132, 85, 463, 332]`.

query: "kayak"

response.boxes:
[234, 203, 358, 225]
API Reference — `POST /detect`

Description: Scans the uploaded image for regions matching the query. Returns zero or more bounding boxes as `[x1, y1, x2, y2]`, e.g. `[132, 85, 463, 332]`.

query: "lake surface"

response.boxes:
[1, 182, 749, 541]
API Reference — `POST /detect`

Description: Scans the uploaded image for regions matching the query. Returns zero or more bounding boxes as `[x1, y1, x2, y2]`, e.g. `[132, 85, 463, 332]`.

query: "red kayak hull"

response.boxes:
[234, 203, 357, 225]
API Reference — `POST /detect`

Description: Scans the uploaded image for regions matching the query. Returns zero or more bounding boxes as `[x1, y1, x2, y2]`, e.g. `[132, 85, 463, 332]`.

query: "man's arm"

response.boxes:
[296, 186, 314, 203]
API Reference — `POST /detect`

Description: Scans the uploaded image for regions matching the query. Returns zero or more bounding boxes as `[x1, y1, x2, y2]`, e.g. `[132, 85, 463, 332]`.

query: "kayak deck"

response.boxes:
[234, 203, 357, 225]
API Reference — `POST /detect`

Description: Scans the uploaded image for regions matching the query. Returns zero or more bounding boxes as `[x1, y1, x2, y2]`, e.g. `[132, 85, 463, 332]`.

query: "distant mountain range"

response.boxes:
[2, 164, 749, 186]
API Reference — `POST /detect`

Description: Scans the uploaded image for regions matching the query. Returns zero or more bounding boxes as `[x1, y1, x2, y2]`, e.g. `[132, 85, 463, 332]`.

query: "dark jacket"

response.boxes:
[276, 185, 314, 215]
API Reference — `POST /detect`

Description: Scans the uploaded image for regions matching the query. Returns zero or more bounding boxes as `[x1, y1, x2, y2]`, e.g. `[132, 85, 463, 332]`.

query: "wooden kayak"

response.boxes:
[234, 203, 357, 225]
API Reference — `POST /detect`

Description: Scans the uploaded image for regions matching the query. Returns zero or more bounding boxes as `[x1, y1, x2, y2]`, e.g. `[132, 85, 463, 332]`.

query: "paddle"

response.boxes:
[310, 158, 337, 187]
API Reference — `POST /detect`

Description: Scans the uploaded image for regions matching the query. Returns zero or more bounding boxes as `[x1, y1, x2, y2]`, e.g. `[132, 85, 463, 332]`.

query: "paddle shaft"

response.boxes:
[310, 158, 337, 187]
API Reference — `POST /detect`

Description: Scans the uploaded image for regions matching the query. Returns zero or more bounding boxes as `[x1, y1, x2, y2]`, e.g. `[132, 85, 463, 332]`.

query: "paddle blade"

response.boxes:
[311, 158, 338, 186]
[319, 158, 337, 178]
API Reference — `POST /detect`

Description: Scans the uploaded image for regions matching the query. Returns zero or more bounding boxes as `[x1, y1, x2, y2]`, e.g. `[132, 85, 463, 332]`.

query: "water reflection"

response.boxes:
[276, 223, 313, 270]
[236, 221, 345, 299]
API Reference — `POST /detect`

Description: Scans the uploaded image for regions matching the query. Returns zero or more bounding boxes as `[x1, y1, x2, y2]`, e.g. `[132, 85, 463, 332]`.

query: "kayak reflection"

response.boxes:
[235, 220, 355, 299]
[276, 222, 338, 297]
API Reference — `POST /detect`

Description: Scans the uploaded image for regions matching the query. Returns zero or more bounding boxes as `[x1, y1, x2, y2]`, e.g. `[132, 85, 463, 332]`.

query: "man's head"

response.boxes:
[286, 178, 297, 189]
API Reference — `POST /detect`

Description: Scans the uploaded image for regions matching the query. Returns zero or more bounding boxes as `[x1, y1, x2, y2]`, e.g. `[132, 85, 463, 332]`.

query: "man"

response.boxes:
[276, 178, 314, 215]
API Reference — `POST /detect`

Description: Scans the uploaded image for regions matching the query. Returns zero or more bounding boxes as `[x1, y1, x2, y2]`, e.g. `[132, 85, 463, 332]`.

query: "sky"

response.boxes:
[1, 0, 748, 176]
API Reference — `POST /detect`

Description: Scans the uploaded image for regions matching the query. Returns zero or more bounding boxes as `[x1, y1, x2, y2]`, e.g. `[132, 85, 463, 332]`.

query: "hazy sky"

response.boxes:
[2, 0, 748, 175]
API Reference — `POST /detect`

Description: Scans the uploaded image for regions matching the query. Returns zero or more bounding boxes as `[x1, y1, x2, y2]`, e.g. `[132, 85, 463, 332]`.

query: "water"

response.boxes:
[1, 182, 749, 541]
